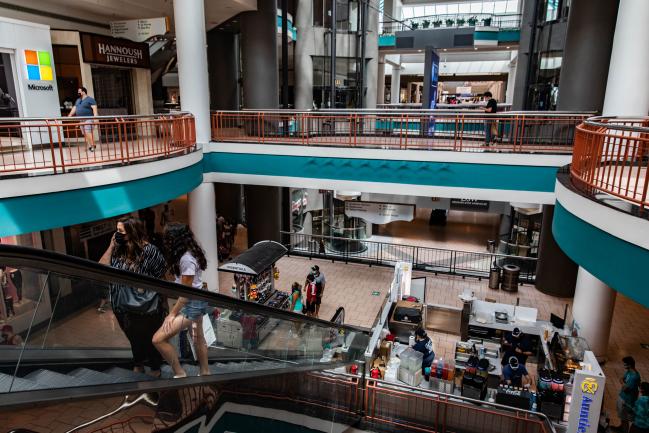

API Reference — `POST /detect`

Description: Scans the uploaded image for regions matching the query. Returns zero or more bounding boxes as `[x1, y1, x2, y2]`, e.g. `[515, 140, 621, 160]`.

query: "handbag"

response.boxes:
[111, 285, 161, 315]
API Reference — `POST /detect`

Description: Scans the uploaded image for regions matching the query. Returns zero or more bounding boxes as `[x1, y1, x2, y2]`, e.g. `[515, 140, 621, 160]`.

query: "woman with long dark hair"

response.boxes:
[153, 222, 210, 378]
[99, 216, 167, 377]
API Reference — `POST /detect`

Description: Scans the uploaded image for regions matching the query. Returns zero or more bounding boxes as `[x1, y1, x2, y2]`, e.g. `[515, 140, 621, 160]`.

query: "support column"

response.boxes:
[377, 54, 386, 105]
[173, 0, 210, 143]
[535, 205, 578, 297]
[295, 0, 314, 110]
[572, 267, 617, 360]
[241, 0, 279, 108]
[189, 183, 219, 292]
[390, 64, 401, 104]
[364, 2, 379, 109]
[602, 0, 649, 116]
[207, 30, 239, 110]
[505, 52, 517, 105]
[556, 0, 618, 111]
[244, 186, 289, 247]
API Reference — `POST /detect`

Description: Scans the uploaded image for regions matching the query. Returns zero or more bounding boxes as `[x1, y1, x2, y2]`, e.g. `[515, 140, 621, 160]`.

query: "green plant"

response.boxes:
[482, 17, 492, 26]
[433, 19, 442, 27]
[422, 19, 431, 29]
[457, 17, 466, 26]
[467, 16, 478, 26]
[410, 21, 419, 29]
[445, 18, 455, 27]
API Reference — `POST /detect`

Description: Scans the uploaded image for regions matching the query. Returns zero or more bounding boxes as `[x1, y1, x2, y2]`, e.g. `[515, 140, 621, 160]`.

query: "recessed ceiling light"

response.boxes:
[418, 50, 422, 52]
[506, 46, 510, 49]
[474, 47, 478, 50]
[443, 48, 447, 52]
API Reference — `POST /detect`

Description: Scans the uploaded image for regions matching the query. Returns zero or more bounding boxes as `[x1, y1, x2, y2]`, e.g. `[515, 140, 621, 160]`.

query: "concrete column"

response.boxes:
[377, 54, 386, 105]
[572, 267, 616, 360]
[189, 183, 219, 292]
[244, 185, 288, 246]
[556, 0, 618, 112]
[173, 0, 210, 143]
[295, 0, 314, 110]
[240, 0, 279, 108]
[535, 205, 578, 297]
[505, 52, 517, 105]
[390, 64, 401, 104]
[364, 3, 379, 108]
[207, 30, 239, 110]
[602, 0, 649, 116]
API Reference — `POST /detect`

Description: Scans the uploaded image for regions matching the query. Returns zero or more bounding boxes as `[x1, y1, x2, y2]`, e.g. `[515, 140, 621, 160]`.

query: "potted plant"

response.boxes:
[410, 21, 419, 30]
[457, 17, 466, 26]
[422, 19, 431, 29]
[433, 19, 442, 28]
[468, 16, 478, 26]
[482, 17, 492, 26]
[445, 18, 455, 27]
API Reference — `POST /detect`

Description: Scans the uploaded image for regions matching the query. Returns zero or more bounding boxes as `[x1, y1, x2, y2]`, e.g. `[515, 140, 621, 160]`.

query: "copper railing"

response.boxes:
[571, 117, 649, 209]
[0, 113, 196, 176]
[211, 110, 589, 154]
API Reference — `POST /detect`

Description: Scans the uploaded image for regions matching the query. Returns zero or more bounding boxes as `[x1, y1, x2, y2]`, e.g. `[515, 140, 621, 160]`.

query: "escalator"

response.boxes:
[0, 245, 369, 414]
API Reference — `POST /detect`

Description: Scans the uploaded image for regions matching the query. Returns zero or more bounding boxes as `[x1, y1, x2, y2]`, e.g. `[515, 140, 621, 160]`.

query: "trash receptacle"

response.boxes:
[489, 266, 501, 290]
[501, 264, 520, 292]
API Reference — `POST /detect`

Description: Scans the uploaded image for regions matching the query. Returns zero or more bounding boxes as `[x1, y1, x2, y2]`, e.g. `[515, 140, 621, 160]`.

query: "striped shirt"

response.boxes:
[109, 243, 166, 313]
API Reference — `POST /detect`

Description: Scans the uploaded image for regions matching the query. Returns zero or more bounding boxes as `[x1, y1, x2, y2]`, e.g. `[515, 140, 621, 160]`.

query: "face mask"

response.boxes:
[114, 231, 126, 246]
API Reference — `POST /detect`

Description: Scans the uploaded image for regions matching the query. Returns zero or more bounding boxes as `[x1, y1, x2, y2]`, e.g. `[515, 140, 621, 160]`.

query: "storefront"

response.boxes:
[51, 31, 153, 116]
[0, 17, 61, 119]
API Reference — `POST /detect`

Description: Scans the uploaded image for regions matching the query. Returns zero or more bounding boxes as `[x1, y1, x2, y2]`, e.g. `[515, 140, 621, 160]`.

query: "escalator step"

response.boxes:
[0, 372, 45, 392]
[24, 369, 86, 388]
[104, 367, 156, 382]
[68, 368, 125, 385]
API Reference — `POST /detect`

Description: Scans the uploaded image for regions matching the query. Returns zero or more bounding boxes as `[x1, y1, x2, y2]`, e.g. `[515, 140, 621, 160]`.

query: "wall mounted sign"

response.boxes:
[110, 17, 169, 42]
[345, 201, 415, 224]
[450, 198, 490, 211]
[80, 33, 150, 69]
[24, 50, 53, 81]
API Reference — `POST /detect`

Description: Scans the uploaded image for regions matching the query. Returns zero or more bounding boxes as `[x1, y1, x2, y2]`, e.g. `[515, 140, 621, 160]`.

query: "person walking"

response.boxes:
[152, 222, 210, 378]
[483, 91, 499, 146]
[68, 87, 98, 152]
[311, 265, 326, 317]
[99, 216, 167, 377]
[614, 356, 642, 432]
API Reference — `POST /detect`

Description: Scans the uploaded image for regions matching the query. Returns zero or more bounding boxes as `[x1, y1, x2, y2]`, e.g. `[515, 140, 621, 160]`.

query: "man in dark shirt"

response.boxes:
[68, 86, 98, 152]
[413, 328, 435, 374]
[501, 327, 533, 366]
[483, 91, 498, 145]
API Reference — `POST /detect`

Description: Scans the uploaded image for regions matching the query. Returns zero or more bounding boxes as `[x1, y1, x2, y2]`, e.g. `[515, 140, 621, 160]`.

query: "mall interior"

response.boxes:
[0, 0, 648, 432]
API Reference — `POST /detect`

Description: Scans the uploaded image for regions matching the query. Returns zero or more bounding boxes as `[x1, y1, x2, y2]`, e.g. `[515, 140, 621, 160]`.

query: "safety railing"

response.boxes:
[211, 110, 588, 154]
[381, 13, 522, 33]
[0, 113, 196, 176]
[281, 231, 538, 283]
[571, 116, 649, 209]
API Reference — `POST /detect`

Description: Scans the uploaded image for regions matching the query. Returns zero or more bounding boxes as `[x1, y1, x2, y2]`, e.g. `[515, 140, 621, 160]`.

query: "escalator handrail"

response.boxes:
[330, 307, 345, 325]
[0, 244, 369, 334]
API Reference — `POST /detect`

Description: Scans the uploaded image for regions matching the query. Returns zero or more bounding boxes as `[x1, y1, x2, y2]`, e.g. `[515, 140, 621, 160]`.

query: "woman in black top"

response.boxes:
[100, 216, 167, 377]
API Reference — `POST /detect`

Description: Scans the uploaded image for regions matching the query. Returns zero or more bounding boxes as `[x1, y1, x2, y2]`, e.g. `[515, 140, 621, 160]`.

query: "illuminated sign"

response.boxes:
[24, 50, 53, 81]
[576, 377, 599, 433]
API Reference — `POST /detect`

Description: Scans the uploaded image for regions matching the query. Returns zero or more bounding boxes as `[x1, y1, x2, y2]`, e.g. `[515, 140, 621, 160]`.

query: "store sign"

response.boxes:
[456, 86, 472, 95]
[110, 17, 169, 42]
[567, 352, 605, 433]
[344, 201, 415, 224]
[24, 50, 53, 81]
[80, 33, 150, 69]
[27, 84, 54, 91]
[450, 198, 490, 211]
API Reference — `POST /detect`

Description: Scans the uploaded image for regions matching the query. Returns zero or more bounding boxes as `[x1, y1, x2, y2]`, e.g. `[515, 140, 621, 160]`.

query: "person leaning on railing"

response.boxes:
[68, 86, 98, 152]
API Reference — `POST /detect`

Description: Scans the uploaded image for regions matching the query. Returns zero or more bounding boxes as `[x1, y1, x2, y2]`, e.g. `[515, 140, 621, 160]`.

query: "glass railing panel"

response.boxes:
[0, 254, 368, 394]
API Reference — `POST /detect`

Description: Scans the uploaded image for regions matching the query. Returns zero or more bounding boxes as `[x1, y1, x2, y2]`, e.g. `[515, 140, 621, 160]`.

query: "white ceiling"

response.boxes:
[0, 0, 255, 32]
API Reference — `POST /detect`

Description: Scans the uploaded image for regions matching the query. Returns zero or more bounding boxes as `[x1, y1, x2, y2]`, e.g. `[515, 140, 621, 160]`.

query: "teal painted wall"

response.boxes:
[204, 152, 559, 192]
[553, 201, 649, 308]
[0, 163, 203, 237]
[210, 412, 323, 433]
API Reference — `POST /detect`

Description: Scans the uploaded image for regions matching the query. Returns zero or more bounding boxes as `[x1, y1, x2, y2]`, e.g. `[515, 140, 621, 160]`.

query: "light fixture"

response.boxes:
[443, 48, 447, 51]
[506, 46, 510, 49]
[418, 49, 422, 52]
[474, 47, 478, 50]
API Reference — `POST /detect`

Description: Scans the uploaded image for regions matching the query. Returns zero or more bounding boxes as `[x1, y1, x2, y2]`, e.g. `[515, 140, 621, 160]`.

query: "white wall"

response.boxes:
[0, 17, 60, 118]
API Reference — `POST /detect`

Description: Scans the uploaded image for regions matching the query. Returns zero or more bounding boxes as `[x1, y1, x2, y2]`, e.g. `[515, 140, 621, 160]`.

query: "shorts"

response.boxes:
[181, 300, 209, 321]
[314, 295, 322, 306]
[79, 119, 94, 134]
[617, 396, 635, 422]
[305, 300, 316, 314]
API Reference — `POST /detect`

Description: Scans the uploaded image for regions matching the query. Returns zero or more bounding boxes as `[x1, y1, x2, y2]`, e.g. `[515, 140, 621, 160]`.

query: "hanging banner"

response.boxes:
[110, 17, 170, 42]
[345, 201, 415, 224]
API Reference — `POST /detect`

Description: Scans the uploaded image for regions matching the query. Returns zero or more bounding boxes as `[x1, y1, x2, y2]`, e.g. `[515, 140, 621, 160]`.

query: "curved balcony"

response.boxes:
[0, 113, 196, 177]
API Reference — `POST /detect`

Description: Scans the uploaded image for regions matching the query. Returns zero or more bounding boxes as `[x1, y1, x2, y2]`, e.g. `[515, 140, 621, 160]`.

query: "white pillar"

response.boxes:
[377, 55, 386, 105]
[572, 267, 617, 360]
[364, 3, 379, 108]
[391, 65, 401, 104]
[189, 183, 219, 292]
[602, 0, 649, 116]
[295, 0, 314, 110]
[506, 52, 517, 105]
[173, 0, 211, 143]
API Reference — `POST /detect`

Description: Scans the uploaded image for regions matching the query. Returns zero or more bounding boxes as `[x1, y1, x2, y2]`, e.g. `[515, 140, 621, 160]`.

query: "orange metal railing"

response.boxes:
[0, 113, 196, 176]
[211, 110, 589, 154]
[571, 117, 649, 209]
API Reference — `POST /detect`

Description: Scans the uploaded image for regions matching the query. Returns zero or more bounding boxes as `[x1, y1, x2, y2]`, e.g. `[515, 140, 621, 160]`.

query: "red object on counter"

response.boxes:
[350, 364, 359, 374]
[370, 368, 381, 379]
[385, 333, 395, 342]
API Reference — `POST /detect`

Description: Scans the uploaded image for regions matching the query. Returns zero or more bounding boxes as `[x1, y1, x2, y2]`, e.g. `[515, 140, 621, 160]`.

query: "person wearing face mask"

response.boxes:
[68, 86, 98, 152]
[613, 356, 642, 432]
[99, 216, 167, 377]
[502, 356, 531, 388]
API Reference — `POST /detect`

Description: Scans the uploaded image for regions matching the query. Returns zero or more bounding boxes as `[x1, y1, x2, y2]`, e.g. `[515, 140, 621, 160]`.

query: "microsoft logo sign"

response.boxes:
[25, 50, 53, 81]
